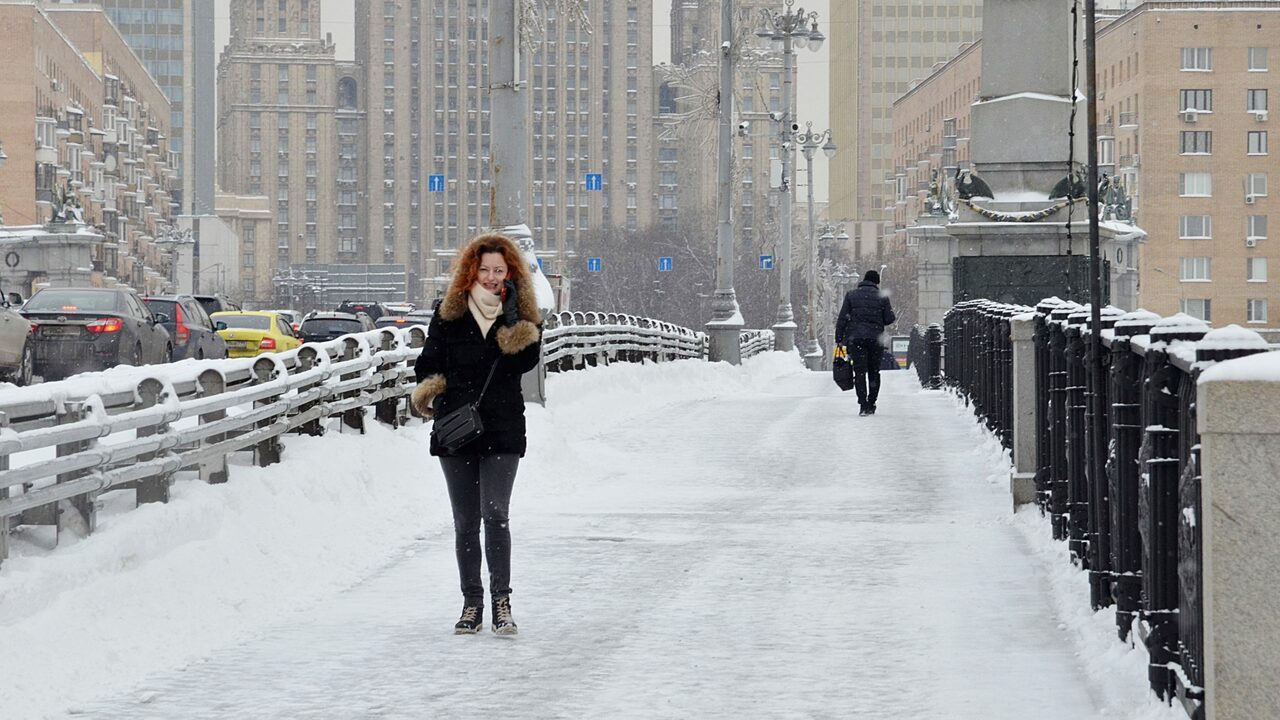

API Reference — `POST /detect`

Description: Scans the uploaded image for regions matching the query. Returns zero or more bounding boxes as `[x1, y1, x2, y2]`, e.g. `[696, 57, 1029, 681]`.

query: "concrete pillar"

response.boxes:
[1198, 375, 1280, 720]
[1009, 315, 1037, 506]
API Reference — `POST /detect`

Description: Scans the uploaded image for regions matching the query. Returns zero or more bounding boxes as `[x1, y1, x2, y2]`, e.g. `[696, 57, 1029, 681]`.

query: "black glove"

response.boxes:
[501, 279, 520, 326]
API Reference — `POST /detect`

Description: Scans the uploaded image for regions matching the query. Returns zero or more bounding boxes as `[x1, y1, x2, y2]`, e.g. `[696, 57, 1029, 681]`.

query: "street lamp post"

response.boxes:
[797, 122, 836, 369]
[758, 0, 824, 354]
[706, 0, 744, 364]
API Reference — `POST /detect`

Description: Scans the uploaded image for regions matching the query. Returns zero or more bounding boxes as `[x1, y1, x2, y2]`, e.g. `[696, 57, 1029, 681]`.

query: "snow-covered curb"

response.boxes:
[941, 390, 1186, 720]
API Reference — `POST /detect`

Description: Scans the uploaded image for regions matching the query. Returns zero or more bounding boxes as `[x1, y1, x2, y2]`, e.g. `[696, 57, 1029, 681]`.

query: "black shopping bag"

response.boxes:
[832, 345, 854, 391]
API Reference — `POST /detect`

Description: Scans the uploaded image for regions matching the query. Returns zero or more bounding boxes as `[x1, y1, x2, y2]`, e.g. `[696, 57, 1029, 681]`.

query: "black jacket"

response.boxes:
[835, 281, 896, 345]
[412, 283, 542, 457]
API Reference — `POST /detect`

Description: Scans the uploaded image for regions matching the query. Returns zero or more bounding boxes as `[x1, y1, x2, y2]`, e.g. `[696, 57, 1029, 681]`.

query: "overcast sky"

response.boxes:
[214, 0, 830, 201]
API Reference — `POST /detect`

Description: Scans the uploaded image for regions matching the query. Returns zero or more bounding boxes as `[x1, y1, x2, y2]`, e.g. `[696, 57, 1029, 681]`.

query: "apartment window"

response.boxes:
[278, 88, 289, 104]
[1248, 215, 1268, 239]
[1099, 137, 1114, 165]
[1249, 47, 1268, 71]
[1180, 215, 1212, 239]
[1180, 172, 1212, 197]
[1248, 173, 1269, 197]
[278, 65, 289, 82]
[306, 113, 317, 130]
[1248, 131, 1268, 155]
[1248, 89, 1269, 112]
[307, 64, 317, 81]
[1247, 299, 1268, 323]
[1248, 257, 1268, 282]
[278, 16, 286, 33]
[251, 64, 262, 80]
[1180, 89, 1212, 112]
[1181, 131, 1212, 154]
[1179, 256, 1212, 281]
[1181, 47, 1212, 71]
[1179, 298, 1211, 321]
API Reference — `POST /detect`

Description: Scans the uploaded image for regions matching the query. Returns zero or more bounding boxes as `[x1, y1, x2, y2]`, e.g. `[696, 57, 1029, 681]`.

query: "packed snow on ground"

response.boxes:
[1, 353, 1184, 719]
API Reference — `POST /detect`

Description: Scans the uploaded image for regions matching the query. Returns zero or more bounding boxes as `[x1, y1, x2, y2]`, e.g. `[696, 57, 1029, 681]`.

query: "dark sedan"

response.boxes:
[143, 295, 228, 360]
[21, 287, 172, 380]
[298, 312, 372, 343]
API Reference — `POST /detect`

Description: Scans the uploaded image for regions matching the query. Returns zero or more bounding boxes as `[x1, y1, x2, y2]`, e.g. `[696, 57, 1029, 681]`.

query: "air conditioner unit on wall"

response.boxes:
[1246, 194, 1257, 205]
[1255, 110, 1269, 122]
[1183, 110, 1199, 123]
[1246, 237, 1258, 247]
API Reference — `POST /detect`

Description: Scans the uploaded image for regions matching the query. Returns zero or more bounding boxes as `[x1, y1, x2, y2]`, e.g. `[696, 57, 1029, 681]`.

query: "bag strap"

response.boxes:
[474, 357, 500, 403]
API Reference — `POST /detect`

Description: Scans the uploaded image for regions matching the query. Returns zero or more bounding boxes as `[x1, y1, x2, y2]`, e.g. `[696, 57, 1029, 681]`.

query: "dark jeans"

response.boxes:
[848, 339, 883, 407]
[439, 454, 520, 604]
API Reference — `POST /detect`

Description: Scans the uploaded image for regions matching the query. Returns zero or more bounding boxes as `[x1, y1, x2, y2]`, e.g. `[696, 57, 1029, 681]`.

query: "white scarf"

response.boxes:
[468, 283, 503, 337]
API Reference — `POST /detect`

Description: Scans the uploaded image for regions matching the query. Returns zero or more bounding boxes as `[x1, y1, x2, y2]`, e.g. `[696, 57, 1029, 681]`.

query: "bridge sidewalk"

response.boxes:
[51, 359, 1173, 719]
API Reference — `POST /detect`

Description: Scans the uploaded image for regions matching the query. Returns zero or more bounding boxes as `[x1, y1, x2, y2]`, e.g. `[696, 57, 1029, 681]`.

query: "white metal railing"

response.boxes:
[0, 327, 424, 568]
[543, 311, 708, 369]
[0, 313, 785, 567]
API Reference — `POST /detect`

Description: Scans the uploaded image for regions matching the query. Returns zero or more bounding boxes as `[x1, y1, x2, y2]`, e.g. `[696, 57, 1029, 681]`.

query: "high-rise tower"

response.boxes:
[218, 0, 340, 299]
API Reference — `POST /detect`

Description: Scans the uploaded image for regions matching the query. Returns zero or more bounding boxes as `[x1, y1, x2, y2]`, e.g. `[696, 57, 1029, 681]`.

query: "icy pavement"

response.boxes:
[2, 354, 1182, 719]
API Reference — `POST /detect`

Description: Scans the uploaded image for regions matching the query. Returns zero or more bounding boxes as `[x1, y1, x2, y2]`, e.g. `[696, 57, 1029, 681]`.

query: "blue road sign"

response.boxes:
[585, 173, 603, 191]
[658, 256, 673, 272]
[760, 255, 774, 270]
[428, 174, 445, 192]
[587, 257, 603, 273]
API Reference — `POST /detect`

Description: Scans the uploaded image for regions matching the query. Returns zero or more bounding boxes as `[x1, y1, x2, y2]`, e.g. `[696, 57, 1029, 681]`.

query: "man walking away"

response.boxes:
[834, 270, 896, 416]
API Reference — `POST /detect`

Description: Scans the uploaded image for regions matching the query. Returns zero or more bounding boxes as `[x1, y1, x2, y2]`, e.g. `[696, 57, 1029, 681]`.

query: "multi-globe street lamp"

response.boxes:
[797, 122, 836, 368]
[756, 0, 824, 353]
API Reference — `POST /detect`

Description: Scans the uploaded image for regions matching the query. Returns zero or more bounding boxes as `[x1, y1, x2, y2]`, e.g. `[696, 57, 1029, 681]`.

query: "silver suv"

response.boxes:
[0, 282, 34, 385]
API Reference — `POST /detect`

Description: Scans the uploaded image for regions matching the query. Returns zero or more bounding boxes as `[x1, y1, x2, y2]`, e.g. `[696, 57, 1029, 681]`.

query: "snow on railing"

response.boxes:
[543, 311, 708, 369]
[738, 329, 776, 360]
[0, 327, 426, 569]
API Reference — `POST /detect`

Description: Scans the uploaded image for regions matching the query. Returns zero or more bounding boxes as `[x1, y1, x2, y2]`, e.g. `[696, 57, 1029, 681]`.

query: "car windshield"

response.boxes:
[215, 314, 272, 330]
[25, 290, 123, 313]
[302, 319, 363, 335]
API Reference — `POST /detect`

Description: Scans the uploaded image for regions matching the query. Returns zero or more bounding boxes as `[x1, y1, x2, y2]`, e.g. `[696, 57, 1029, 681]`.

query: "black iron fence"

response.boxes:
[907, 323, 943, 389]
[927, 297, 1276, 718]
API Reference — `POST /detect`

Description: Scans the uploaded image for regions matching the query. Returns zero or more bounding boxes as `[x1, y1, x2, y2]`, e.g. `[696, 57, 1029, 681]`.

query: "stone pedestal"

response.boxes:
[1009, 315, 1038, 506]
[1198, 376, 1280, 720]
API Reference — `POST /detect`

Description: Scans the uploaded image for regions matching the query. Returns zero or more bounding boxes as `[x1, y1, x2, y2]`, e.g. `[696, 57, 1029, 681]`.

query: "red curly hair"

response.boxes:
[448, 233, 532, 297]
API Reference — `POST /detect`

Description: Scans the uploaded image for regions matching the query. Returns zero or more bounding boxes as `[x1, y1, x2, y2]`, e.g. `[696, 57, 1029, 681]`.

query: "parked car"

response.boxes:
[373, 310, 434, 329]
[211, 311, 302, 358]
[142, 295, 228, 360]
[383, 302, 416, 317]
[192, 293, 242, 318]
[0, 280, 34, 385]
[265, 309, 303, 331]
[298, 311, 373, 342]
[20, 287, 172, 380]
[335, 300, 390, 321]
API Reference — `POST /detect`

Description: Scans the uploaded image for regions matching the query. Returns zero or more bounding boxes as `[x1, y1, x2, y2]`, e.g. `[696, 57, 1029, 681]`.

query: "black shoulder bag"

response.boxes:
[431, 358, 500, 452]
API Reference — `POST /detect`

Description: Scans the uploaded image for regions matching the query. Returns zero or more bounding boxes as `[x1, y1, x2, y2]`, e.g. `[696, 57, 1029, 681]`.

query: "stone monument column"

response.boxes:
[968, 0, 1085, 197]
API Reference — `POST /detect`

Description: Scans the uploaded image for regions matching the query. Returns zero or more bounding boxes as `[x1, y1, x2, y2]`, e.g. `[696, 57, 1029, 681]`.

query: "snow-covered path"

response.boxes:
[4, 355, 1181, 719]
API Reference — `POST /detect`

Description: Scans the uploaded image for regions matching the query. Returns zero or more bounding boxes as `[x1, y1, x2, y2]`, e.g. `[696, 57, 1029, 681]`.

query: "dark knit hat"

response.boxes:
[863, 270, 881, 285]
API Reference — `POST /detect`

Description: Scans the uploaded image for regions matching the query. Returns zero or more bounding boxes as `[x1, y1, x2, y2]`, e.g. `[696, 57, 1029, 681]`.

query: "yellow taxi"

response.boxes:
[211, 311, 303, 358]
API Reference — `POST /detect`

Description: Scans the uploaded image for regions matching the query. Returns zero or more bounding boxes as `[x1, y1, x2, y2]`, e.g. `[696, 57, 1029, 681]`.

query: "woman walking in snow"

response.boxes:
[411, 233, 543, 635]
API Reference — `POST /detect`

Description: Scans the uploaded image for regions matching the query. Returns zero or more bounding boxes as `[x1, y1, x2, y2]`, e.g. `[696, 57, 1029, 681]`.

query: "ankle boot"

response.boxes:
[454, 603, 483, 635]
[492, 595, 518, 635]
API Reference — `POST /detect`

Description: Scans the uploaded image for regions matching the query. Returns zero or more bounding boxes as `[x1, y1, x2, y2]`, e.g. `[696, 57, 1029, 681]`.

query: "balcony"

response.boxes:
[1118, 112, 1138, 127]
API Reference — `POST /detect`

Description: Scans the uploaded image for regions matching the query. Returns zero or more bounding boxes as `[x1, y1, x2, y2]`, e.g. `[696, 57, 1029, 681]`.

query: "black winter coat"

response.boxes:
[835, 281, 896, 345]
[412, 283, 542, 457]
